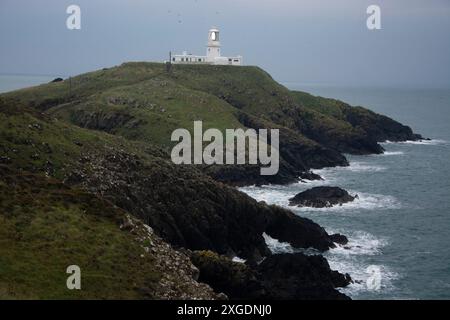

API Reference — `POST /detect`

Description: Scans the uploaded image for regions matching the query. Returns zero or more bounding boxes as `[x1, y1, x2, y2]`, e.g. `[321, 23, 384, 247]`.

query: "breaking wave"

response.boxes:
[382, 139, 447, 146]
[262, 230, 399, 297]
[240, 185, 401, 213]
[325, 230, 399, 297]
[381, 151, 404, 156]
[263, 233, 294, 254]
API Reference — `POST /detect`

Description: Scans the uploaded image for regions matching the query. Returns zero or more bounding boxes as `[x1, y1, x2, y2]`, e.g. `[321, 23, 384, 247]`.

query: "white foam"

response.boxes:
[382, 139, 447, 146]
[232, 256, 246, 264]
[312, 162, 386, 183]
[324, 231, 398, 296]
[328, 230, 388, 256]
[263, 232, 294, 254]
[381, 151, 404, 156]
[262, 228, 398, 297]
[240, 184, 401, 213]
[329, 260, 399, 297]
[239, 185, 291, 207]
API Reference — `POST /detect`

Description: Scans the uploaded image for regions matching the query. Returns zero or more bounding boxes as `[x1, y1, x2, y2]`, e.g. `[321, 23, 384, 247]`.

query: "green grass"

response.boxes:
[1, 63, 311, 148]
[0, 166, 160, 299]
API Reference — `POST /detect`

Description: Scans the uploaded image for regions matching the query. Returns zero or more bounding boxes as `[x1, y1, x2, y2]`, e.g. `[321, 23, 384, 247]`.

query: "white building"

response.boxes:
[171, 27, 243, 66]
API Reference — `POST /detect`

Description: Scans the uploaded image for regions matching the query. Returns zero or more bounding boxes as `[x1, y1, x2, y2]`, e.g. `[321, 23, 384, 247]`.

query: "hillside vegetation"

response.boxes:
[2, 62, 421, 185]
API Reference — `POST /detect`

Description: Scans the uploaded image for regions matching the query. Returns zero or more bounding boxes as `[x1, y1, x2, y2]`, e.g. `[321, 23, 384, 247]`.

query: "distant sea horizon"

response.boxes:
[0, 74, 64, 94]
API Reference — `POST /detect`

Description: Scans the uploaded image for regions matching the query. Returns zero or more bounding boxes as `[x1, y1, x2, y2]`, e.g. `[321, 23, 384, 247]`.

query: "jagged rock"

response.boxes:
[329, 233, 349, 245]
[190, 251, 264, 299]
[300, 171, 323, 181]
[257, 253, 351, 300]
[289, 186, 357, 208]
[66, 150, 339, 262]
[190, 251, 351, 300]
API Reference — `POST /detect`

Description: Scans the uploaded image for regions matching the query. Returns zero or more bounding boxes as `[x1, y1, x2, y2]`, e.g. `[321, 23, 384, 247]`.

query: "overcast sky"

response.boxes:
[1, 0, 449, 87]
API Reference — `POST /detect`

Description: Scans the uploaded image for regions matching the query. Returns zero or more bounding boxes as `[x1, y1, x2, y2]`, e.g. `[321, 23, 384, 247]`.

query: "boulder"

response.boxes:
[289, 186, 357, 208]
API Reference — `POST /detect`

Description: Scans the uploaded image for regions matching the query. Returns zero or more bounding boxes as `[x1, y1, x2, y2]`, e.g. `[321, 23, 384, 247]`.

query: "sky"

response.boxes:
[0, 0, 449, 88]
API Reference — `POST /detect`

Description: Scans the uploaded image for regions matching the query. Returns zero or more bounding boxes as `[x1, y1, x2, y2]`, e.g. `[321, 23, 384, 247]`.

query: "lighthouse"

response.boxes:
[206, 27, 221, 62]
[171, 27, 243, 66]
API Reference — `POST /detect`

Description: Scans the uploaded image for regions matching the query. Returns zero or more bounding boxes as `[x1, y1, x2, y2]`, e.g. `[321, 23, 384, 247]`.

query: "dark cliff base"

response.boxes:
[190, 251, 352, 300]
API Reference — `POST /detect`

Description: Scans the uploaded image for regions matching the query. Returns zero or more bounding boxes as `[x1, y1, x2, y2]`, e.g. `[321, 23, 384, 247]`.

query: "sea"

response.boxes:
[242, 84, 450, 299]
[1, 75, 449, 299]
[0, 74, 59, 94]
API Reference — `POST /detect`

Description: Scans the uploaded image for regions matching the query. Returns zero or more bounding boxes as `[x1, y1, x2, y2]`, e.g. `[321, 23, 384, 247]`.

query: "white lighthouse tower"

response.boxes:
[206, 27, 221, 62]
[171, 27, 243, 66]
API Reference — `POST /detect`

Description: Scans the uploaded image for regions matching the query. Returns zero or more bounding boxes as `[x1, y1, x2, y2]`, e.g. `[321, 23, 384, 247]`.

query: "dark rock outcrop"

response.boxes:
[190, 251, 351, 300]
[343, 106, 423, 142]
[329, 233, 349, 245]
[258, 253, 351, 300]
[66, 150, 340, 262]
[289, 186, 357, 208]
[50, 77, 63, 83]
[189, 251, 265, 299]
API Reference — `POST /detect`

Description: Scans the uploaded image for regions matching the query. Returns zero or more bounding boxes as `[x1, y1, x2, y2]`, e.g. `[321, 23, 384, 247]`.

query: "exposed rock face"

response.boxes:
[289, 186, 357, 208]
[65, 150, 340, 262]
[69, 109, 144, 133]
[189, 251, 264, 299]
[264, 205, 338, 251]
[343, 107, 423, 142]
[257, 253, 351, 300]
[190, 251, 352, 300]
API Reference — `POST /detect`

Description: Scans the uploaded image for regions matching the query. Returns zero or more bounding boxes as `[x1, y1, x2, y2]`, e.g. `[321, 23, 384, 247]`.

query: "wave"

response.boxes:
[381, 151, 404, 156]
[328, 230, 388, 256]
[263, 233, 295, 254]
[263, 230, 398, 297]
[325, 230, 398, 296]
[239, 186, 291, 207]
[313, 161, 386, 179]
[382, 139, 447, 146]
[240, 185, 401, 213]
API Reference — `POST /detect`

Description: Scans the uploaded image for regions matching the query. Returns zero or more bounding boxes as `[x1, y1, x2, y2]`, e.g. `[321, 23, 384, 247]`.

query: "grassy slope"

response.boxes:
[0, 100, 157, 299]
[1, 63, 327, 150]
[0, 99, 222, 299]
[4, 62, 412, 159]
[0, 166, 160, 299]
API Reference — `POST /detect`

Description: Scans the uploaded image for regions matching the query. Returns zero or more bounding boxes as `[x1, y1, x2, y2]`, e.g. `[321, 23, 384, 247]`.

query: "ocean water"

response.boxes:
[241, 86, 450, 299]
